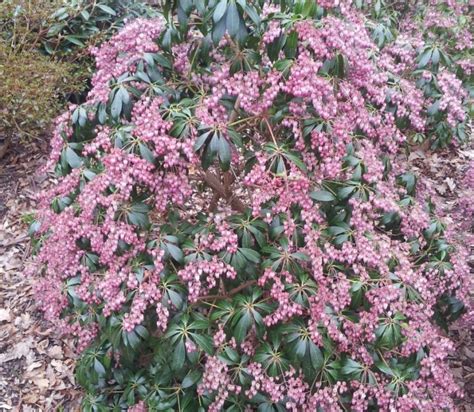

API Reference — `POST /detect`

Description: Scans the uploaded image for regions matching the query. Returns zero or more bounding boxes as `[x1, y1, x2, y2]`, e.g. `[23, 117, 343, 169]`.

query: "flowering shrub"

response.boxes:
[33, 1, 472, 410]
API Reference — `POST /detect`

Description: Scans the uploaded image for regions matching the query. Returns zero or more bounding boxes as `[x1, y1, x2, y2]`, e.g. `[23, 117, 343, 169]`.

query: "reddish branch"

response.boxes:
[205, 96, 245, 213]
[196, 279, 257, 302]
[202, 171, 247, 213]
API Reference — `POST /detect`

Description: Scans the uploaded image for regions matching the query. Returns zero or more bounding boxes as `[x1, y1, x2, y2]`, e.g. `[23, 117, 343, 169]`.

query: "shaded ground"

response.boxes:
[0, 136, 472, 410]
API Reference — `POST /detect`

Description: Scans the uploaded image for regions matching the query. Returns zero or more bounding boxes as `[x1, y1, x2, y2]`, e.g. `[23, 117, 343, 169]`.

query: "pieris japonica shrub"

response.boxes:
[33, 1, 472, 411]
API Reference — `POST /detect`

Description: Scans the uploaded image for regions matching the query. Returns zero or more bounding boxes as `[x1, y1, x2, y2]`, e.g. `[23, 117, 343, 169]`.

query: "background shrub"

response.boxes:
[0, 0, 158, 142]
[0, 44, 80, 140]
[33, 1, 471, 411]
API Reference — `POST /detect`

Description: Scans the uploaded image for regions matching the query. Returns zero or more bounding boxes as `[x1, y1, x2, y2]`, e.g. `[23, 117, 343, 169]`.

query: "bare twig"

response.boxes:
[201, 171, 247, 213]
[263, 117, 278, 146]
[207, 96, 242, 212]
[196, 279, 257, 302]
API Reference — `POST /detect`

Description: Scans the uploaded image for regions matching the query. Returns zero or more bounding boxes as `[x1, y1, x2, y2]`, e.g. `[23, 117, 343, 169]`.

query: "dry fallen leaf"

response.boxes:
[17, 313, 32, 330]
[48, 345, 63, 360]
[36, 339, 49, 354]
[0, 337, 34, 364]
[446, 177, 456, 192]
[26, 361, 42, 372]
[31, 377, 49, 390]
[437, 183, 447, 195]
[408, 150, 425, 161]
[0, 308, 11, 322]
[22, 392, 39, 404]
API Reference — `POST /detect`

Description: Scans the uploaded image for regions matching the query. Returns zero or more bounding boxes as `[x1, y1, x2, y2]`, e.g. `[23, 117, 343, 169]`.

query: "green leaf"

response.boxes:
[52, 7, 67, 18]
[182, 370, 202, 388]
[223, 346, 240, 362]
[309, 343, 323, 369]
[284, 31, 298, 59]
[418, 49, 432, 68]
[427, 99, 440, 116]
[302, 0, 316, 17]
[172, 340, 186, 370]
[97, 4, 117, 15]
[213, 0, 227, 22]
[218, 138, 231, 171]
[65, 35, 85, 47]
[128, 206, 149, 227]
[154, 53, 172, 70]
[202, 142, 216, 169]
[139, 143, 155, 164]
[247, 225, 266, 247]
[124, 330, 141, 349]
[194, 130, 212, 151]
[111, 90, 123, 118]
[375, 361, 395, 377]
[143, 53, 155, 67]
[167, 289, 184, 308]
[65, 147, 82, 168]
[274, 59, 293, 73]
[328, 226, 348, 236]
[284, 152, 306, 171]
[399, 172, 416, 194]
[338, 185, 356, 199]
[431, 48, 440, 65]
[97, 103, 107, 124]
[342, 359, 363, 379]
[80, 9, 90, 20]
[234, 312, 252, 343]
[239, 248, 260, 263]
[374, 0, 381, 16]
[135, 71, 151, 83]
[226, 1, 240, 37]
[94, 358, 106, 376]
[190, 333, 213, 354]
[135, 325, 149, 340]
[310, 190, 336, 202]
[439, 50, 452, 66]
[210, 132, 220, 153]
[291, 252, 310, 261]
[267, 34, 286, 62]
[212, 14, 227, 43]
[227, 128, 243, 148]
[167, 243, 184, 263]
[245, 4, 260, 25]
[275, 156, 286, 175]
[295, 338, 307, 358]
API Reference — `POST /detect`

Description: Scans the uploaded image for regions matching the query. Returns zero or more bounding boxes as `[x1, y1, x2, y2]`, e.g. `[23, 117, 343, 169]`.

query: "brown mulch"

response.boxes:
[0, 135, 472, 410]
[0, 136, 81, 411]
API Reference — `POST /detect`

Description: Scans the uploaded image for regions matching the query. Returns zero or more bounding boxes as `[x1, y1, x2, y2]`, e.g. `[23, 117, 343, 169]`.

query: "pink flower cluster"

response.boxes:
[35, 20, 197, 340]
[89, 18, 164, 103]
[198, 356, 241, 412]
[438, 70, 468, 127]
[258, 269, 303, 326]
[178, 257, 237, 302]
